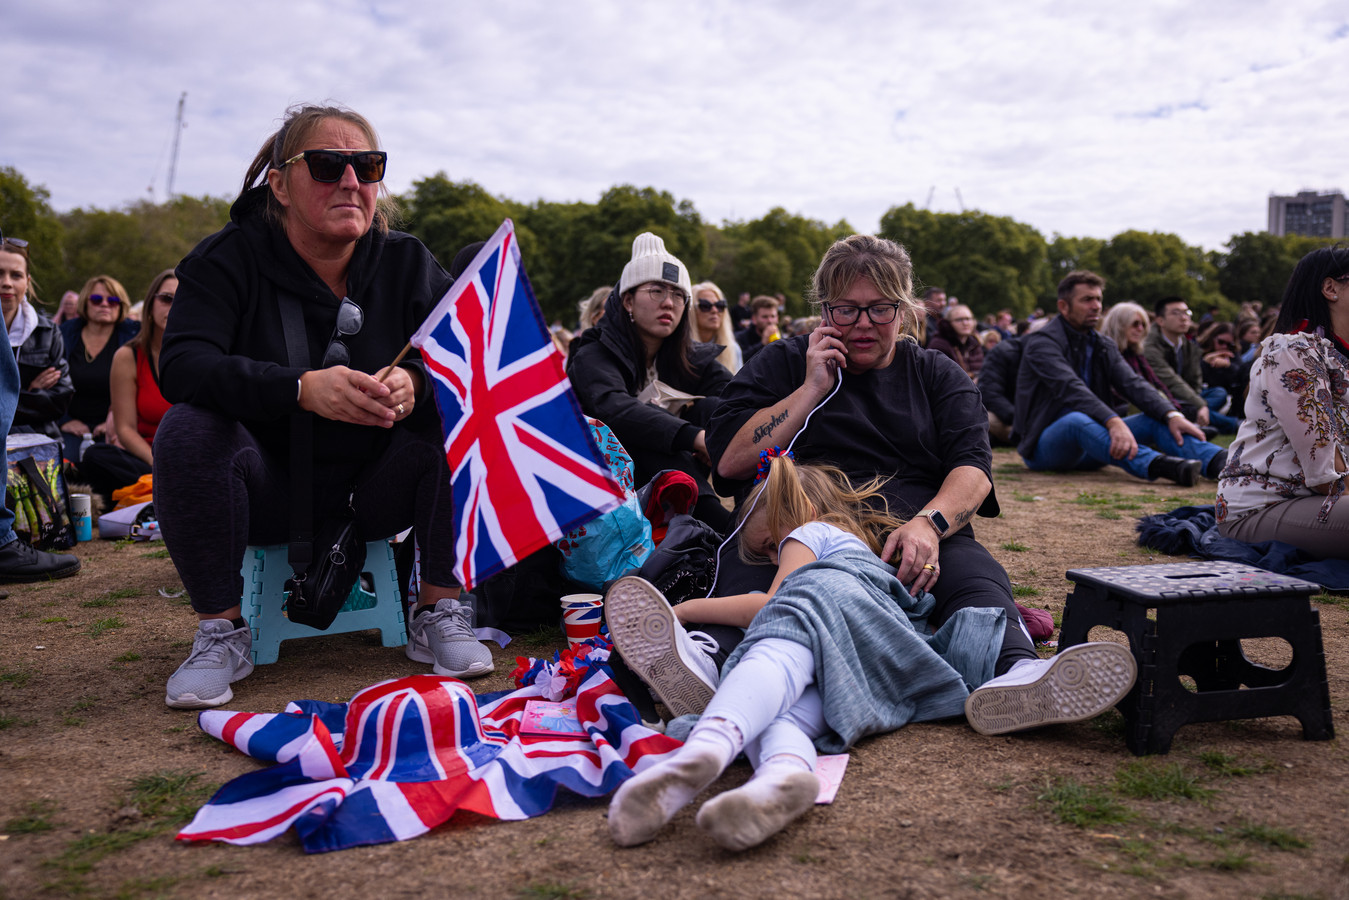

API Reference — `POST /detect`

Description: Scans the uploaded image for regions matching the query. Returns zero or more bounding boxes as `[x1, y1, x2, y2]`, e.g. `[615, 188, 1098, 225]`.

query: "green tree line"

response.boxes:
[1, 165, 1329, 325]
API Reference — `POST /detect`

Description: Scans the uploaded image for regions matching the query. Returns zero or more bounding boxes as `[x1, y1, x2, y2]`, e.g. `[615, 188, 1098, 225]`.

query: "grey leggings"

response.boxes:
[153, 404, 457, 614]
[1218, 493, 1349, 561]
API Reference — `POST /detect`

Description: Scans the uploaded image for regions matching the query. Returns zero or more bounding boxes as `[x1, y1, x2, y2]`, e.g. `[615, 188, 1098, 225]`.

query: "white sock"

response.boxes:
[695, 753, 820, 852]
[607, 719, 740, 847]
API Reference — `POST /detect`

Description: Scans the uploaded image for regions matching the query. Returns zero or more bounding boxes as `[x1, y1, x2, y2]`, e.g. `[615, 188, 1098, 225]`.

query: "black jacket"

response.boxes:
[1014, 316, 1176, 458]
[11, 311, 74, 440]
[161, 187, 452, 487]
[566, 290, 731, 487]
[978, 335, 1022, 428]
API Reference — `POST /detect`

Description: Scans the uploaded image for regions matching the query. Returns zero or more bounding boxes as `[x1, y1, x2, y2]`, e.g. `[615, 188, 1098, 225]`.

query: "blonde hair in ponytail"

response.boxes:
[738, 456, 908, 562]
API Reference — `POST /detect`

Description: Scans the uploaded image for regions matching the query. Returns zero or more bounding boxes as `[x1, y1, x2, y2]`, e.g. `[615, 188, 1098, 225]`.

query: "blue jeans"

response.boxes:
[1203, 386, 1240, 434]
[1023, 412, 1157, 479]
[0, 348, 19, 544]
[1123, 413, 1223, 469]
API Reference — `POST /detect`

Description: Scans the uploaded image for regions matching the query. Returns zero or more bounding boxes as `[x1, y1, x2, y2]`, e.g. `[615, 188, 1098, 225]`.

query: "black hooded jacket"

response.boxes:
[566, 289, 731, 484]
[160, 186, 452, 488]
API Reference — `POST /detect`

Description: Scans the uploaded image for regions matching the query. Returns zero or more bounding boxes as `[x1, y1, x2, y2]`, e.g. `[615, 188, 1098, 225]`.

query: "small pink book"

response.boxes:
[519, 699, 588, 738]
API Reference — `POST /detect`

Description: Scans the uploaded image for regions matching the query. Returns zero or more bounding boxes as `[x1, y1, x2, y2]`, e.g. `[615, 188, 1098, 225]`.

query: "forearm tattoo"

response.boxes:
[952, 505, 977, 530]
[751, 409, 789, 444]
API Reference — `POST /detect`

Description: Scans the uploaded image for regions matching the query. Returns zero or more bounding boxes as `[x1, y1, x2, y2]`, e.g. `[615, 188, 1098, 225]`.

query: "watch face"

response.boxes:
[927, 510, 950, 535]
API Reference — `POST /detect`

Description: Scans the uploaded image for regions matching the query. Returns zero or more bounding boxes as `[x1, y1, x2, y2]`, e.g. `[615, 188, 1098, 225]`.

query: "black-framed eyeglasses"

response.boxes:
[824, 302, 901, 325]
[321, 298, 364, 368]
[696, 299, 727, 312]
[282, 149, 388, 184]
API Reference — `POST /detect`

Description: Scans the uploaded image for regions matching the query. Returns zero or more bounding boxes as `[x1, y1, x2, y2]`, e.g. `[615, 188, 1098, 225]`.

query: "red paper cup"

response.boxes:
[560, 593, 603, 647]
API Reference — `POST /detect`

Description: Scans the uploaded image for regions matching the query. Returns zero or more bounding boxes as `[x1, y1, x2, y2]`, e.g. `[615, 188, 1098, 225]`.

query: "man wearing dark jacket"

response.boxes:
[978, 334, 1021, 444]
[1015, 271, 1214, 485]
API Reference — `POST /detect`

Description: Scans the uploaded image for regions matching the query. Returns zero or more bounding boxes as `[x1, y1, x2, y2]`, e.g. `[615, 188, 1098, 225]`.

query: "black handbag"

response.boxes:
[283, 504, 366, 630]
[276, 289, 366, 631]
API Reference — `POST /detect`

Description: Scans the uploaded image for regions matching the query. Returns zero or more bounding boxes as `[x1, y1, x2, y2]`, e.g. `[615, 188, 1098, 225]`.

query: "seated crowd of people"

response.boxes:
[2, 102, 1345, 853]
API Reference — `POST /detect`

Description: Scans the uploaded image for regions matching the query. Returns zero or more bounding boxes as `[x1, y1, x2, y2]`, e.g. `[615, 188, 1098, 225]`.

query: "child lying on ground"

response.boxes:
[605, 456, 1136, 851]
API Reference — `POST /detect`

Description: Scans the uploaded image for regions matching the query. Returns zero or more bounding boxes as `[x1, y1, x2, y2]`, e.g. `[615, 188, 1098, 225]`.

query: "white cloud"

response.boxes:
[4, 0, 1346, 254]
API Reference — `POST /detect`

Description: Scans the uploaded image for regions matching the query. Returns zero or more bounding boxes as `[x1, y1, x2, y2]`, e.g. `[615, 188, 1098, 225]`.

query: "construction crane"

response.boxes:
[166, 92, 187, 199]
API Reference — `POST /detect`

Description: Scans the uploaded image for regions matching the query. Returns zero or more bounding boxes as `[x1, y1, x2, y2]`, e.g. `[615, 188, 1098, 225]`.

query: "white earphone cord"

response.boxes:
[706, 372, 843, 597]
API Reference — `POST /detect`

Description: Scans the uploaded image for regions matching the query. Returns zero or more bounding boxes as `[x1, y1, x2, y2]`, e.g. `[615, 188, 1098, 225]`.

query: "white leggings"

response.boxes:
[701, 638, 825, 769]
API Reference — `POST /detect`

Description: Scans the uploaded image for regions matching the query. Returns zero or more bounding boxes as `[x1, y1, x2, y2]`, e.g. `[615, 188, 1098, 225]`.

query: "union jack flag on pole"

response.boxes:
[411, 220, 625, 590]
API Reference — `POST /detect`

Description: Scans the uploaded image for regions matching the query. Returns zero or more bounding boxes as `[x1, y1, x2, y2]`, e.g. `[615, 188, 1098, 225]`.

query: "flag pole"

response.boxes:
[379, 342, 413, 382]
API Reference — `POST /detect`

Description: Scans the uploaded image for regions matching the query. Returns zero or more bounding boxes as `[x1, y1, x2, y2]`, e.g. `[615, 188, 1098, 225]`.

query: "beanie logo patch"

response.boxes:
[662, 262, 680, 282]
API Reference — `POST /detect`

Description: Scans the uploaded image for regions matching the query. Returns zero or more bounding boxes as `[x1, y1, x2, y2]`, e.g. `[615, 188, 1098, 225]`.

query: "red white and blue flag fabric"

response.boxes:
[177, 666, 681, 853]
[410, 220, 624, 590]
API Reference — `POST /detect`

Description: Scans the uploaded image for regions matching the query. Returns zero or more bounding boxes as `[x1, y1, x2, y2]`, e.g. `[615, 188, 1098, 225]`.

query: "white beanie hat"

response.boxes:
[619, 232, 692, 301]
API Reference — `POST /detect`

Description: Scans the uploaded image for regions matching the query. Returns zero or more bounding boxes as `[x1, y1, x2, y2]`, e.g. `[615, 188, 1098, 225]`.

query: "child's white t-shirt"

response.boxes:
[780, 521, 870, 561]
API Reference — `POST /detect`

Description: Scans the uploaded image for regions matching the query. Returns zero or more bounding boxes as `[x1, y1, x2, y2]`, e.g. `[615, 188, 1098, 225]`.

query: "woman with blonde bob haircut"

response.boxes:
[59, 274, 139, 462]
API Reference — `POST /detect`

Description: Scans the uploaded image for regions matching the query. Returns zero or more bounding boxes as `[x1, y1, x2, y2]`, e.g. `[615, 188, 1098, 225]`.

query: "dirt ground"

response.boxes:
[2, 446, 1347, 900]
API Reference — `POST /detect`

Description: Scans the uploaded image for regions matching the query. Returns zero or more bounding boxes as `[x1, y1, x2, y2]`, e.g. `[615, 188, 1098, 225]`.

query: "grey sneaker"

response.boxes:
[406, 597, 494, 678]
[165, 619, 254, 710]
[964, 642, 1137, 735]
[605, 576, 719, 717]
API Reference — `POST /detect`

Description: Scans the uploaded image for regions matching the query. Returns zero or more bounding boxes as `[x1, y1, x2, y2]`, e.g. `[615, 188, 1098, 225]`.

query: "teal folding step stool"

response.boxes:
[241, 540, 407, 665]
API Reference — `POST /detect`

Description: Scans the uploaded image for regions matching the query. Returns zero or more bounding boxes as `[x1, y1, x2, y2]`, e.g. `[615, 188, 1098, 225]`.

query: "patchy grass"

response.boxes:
[40, 615, 69, 623]
[127, 770, 212, 824]
[511, 627, 565, 652]
[1197, 750, 1274, 778]
[1012, 492, 1039, 502]
[81, 598, 120, 608]
[141, 548, 172, 559]
[113, 651, 143, 663]
[1311, 592, 1349, 608]
[1037, 778, 1131, 829]
[85, 616, 127, 638]
[1114, 760, 1215, 801]
[1096, 510, 1122, 520]
[1072, 491, 1114, 507]
[1001, 540, 1030, 552]
[1011, 584, 1041, 598]
[1232, 822, 1311, 851]
[4, 800, 58, 835]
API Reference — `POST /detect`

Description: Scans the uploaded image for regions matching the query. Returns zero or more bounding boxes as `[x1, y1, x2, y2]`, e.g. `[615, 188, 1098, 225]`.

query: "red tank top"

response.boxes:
[135, 348, 172, 442]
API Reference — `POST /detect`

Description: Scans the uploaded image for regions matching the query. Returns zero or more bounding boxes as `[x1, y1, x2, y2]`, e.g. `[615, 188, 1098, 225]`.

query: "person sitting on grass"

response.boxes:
[604, 455, 1135, 852]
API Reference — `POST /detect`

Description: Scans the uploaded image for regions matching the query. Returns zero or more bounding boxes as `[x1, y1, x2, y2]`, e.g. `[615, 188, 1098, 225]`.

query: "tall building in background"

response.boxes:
[1268, 190, 1346, 238]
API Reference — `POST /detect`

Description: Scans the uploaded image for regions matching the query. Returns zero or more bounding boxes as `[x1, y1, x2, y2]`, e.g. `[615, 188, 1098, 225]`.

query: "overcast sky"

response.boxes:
[6, 1, 1346, 253]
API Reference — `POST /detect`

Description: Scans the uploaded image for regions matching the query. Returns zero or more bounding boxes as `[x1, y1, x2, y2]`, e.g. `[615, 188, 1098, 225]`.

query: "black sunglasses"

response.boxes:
[697, 299, 728, 312]
[322, 298, 364, 368]
[282, 149, 388, 184]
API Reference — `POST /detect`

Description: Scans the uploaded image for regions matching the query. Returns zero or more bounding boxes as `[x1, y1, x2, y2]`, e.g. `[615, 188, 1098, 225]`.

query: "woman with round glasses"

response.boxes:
[691, 281, 741, 374]
[0, 237, 73, 443]
[567, 233, 734, 531]
[78, 271, 175, 503]
[1217, 245, 1349, 560]
[156, 103, 492, 710]
[58, 275, 140, 464]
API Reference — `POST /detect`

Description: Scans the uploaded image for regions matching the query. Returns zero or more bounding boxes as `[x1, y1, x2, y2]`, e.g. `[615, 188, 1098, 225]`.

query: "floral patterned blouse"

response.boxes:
[1216, 331, 1348, 524]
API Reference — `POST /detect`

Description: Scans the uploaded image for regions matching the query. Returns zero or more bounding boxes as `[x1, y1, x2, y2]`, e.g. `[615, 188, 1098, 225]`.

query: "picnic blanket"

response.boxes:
[177, 643, 679, 853]
[1136, 505, 1349, 590]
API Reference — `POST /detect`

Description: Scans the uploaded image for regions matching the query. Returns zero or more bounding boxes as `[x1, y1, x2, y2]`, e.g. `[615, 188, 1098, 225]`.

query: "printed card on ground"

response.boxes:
[519, 699, 587, 737]
[814, 753, 849, 804]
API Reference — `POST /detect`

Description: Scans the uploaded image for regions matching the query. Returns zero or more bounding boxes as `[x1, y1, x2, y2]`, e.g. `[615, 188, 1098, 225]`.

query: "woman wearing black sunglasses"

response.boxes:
[156, 104, 491, 710]
[691, 281, 741, 374]
[58, 274, 140, 465]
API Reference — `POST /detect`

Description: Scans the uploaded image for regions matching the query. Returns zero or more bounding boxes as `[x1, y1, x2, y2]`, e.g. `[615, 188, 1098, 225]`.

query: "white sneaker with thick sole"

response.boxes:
[964, 641, 1137, 735]
[165, 619, 254, 710]
[605, 576, 719, 717]
[406, 597, 494, 678]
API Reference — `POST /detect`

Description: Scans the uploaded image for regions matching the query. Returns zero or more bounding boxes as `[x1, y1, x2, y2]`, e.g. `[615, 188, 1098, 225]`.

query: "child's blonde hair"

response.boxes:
[738, 455, 907, 562]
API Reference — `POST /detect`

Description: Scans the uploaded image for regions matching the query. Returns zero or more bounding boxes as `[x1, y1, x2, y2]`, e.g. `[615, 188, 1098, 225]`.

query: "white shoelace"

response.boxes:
[687, 630, 720, 656]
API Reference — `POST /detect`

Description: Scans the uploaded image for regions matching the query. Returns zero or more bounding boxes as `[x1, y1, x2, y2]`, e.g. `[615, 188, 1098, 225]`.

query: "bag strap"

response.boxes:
[276, 291, 314, 575]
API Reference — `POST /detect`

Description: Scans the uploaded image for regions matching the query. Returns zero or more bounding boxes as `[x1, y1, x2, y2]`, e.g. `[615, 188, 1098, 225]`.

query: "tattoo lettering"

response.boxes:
[751, 409, 789, 444]
[953, 505, 977, 530]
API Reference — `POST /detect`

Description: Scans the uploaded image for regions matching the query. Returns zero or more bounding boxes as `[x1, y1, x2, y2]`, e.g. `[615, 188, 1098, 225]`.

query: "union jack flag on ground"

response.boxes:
[410, 220, 625, 590]
[177, 666, 681, 852]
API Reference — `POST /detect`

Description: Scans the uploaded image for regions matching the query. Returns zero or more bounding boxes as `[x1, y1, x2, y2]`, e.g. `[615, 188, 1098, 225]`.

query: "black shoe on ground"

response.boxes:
[1201, 425, 1219, 441]
[0, 538, 81, 583]
[1204, 449, 1229, 480]
[1147, 455, 1201, 487]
